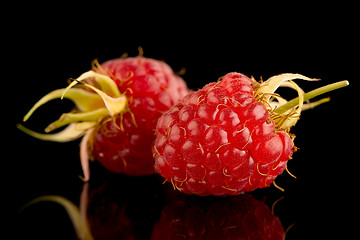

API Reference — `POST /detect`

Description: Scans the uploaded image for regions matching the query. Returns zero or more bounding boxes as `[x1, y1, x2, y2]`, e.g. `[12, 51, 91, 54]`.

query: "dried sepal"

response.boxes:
[17, 122, 96, 142]
[20, 70, 129, 142]
[272, 80, 304, 129]
[79, 129, 95, 182]
[44, 108, 109, 133]
[76, 81, 128, 117]
[256, 73, 319, 103]
[62, 70, 121, 99]
[23, 88, 104, 122]
[18, 68, 134, 182]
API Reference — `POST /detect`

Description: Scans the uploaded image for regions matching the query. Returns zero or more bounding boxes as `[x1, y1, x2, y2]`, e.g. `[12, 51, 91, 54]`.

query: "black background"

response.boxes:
[5, 4, 359, 239]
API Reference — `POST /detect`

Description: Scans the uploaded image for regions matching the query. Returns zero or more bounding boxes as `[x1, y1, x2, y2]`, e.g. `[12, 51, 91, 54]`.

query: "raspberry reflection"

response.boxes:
[151, 193, 284, 240]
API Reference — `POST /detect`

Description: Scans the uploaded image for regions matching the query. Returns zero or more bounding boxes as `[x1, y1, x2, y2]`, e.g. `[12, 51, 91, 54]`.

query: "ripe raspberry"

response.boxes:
[154, 72, 349, 196]
[91, 57, 189, 176]
[18, 55, 189, 180]
[151, 194, 284, 240]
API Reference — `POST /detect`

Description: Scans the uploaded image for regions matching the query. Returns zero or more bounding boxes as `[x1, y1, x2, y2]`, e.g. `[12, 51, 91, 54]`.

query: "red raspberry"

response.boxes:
[154, 72, 349, 196]
[151, 194, 284, 240]
[18, 56, 189, 180]
[91, 57, 189, 176]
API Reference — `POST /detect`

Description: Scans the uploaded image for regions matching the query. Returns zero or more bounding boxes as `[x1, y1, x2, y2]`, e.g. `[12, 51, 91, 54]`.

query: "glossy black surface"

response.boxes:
[6, 7, 358, 240]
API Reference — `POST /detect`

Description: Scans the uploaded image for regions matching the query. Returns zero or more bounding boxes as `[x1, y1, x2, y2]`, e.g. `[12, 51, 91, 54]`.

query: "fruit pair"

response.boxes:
[18, 54, 348, 195]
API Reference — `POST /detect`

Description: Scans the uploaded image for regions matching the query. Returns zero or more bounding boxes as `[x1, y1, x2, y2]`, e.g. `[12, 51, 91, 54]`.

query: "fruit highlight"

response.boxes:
[153, 72, 348, 196]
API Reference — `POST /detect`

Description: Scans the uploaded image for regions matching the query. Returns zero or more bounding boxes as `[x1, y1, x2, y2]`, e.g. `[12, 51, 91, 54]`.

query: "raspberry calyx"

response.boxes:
[18, 56, 190, 181]
[254, 73, 349, 131]
[17, 70, 131, 181]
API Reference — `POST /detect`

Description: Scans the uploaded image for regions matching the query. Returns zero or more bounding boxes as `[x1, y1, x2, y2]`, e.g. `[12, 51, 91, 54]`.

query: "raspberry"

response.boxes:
[91, 57, 189, 176]
[154, 72, 349, 196]
[151, 194, 284, 240]
[18, 56, 189, 180]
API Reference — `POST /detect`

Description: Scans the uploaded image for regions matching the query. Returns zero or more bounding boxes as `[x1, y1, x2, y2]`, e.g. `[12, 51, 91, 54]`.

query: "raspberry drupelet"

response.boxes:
[18, 56, 189, 180]
[154, 72, 348, 196]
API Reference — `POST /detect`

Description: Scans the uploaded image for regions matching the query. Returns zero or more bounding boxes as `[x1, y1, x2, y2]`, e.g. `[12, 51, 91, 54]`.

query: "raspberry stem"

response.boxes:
[274, 80, 349, 114]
